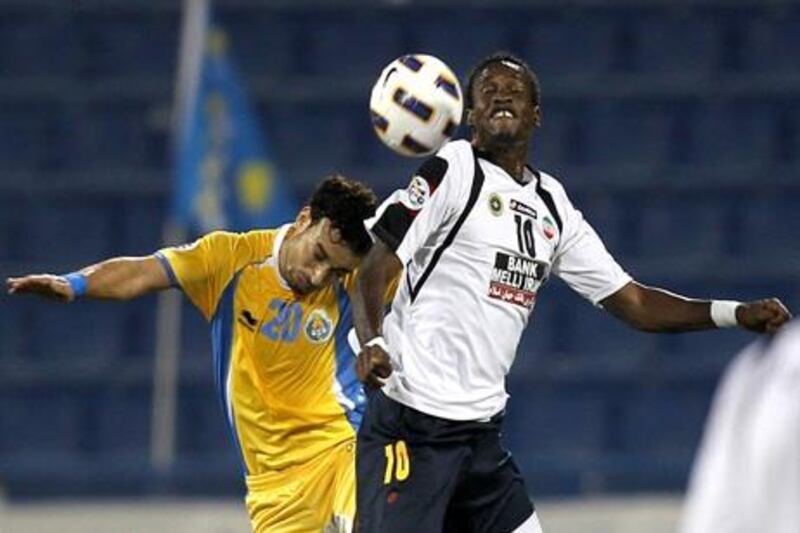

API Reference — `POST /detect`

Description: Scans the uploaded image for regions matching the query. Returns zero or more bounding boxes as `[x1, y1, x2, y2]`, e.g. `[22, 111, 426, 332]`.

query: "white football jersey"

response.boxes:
[371, 140, 631, 420]
[680, 319, 800, 533]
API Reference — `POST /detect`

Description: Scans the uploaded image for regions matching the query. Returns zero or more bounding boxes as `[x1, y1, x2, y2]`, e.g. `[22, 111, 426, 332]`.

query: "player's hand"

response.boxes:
[356, 345, 393, 389]
[737, 298, 792, 334]
[5, 274, 75, 302]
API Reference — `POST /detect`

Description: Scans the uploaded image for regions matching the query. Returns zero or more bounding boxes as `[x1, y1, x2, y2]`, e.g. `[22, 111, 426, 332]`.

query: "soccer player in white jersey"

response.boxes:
[680, 318, 800, 533]
[350, 52, 792, 533]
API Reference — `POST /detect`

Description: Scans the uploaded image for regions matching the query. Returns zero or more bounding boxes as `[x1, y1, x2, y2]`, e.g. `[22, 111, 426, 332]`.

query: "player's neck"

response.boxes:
[475, 141, 530, 183]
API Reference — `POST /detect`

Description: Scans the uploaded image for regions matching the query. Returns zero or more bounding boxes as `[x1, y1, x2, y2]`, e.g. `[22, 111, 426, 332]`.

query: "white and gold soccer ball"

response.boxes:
[369, 54, 463, 157]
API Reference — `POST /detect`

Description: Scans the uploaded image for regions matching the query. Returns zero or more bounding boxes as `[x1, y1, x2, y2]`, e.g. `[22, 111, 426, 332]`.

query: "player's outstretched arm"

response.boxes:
[6, 256, 171, 303]
[602, 281, 792, 334]
[352, 240, 402, 388]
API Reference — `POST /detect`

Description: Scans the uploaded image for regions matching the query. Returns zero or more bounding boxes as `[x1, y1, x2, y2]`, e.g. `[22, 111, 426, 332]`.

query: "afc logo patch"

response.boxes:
[304, 309, 333, 343]
[400, 175, 430, 210]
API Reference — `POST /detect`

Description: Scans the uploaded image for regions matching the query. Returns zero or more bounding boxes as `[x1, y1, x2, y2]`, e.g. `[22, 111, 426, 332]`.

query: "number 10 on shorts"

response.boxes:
[383, 440, 410, 484]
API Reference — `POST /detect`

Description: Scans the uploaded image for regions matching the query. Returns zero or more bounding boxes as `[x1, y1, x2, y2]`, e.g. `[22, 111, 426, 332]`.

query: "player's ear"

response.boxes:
[465, 108, 475, 128]
[294, 206, 312, 231]
[325, 220, 344, 245]
[532, 105, 542, 127]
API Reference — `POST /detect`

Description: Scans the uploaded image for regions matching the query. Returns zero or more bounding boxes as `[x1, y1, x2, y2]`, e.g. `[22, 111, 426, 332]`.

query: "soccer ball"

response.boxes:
[370, 54, 463, 158]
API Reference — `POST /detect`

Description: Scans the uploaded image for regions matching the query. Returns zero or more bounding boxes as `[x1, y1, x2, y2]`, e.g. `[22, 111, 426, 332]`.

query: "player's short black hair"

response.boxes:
[465, 52, 541, 111]
[308, 175, 377, 255]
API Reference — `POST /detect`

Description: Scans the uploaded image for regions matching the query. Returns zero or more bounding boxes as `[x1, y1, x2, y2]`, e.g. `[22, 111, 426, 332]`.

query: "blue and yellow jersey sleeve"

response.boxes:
[156, 230, 275, 321]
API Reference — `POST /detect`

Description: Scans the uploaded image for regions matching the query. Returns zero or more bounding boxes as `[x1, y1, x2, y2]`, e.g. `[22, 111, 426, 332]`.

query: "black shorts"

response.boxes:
[356, 390, 534, 533]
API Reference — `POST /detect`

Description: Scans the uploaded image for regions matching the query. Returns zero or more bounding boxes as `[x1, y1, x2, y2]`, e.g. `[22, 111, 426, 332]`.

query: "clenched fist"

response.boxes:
[737, 298, 792, 334]
[356, 344, 393, 389]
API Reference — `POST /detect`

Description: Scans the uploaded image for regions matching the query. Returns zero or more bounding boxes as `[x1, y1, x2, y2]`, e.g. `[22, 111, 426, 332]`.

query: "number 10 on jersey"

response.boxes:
[383, 440, 411, 484]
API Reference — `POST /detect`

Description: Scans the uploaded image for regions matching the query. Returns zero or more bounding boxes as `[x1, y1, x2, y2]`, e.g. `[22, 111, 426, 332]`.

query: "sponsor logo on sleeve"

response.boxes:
[304, 309, 333, 343]
[400, 175, 430, 210]
[488, 252, 548, 309]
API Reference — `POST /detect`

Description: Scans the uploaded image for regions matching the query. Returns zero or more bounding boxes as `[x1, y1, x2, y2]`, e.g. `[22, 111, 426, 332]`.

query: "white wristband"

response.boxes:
[711, 300, 742, 328]
[365, 336, 389, 352]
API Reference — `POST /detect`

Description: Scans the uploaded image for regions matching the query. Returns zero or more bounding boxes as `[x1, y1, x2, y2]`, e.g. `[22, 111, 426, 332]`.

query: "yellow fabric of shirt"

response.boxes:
[157, 228, 368, 475]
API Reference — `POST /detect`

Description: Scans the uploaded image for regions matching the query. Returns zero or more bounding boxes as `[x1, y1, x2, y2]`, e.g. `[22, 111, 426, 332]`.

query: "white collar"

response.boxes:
[269, 224, 292, 290]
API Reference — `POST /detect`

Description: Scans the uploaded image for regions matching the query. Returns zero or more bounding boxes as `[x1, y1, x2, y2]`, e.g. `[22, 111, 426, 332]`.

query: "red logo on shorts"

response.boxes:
[387, 490, 399, 504]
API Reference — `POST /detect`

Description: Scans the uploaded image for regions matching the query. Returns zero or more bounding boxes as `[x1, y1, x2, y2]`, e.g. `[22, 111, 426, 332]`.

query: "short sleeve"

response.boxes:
[549, 183, 632, 306]
[371, 140, 471, 265]
[156, 230, 274, 320]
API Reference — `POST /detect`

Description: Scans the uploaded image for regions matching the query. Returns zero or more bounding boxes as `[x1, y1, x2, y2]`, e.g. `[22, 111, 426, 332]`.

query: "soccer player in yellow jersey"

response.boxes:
[6, 176, 388, 533]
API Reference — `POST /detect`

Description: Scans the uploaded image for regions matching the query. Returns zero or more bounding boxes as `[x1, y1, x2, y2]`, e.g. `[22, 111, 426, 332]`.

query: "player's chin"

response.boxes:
[485, 125, 522, 144]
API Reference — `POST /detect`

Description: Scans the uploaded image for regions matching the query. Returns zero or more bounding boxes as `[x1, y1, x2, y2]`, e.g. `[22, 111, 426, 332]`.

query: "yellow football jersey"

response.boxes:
[156, 225, 372, 475]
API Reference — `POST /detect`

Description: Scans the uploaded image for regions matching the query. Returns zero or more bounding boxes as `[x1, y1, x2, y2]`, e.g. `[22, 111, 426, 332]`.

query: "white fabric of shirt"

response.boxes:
[377, 140, 632, 420]
[680, 319, 800, 533]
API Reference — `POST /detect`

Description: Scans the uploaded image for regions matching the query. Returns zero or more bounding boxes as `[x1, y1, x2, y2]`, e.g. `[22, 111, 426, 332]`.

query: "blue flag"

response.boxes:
[173, 26, 297, 233]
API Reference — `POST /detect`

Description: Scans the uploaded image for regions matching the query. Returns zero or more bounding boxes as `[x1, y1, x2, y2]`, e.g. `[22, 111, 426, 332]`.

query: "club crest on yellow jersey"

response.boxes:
[305, 309, 334, 343]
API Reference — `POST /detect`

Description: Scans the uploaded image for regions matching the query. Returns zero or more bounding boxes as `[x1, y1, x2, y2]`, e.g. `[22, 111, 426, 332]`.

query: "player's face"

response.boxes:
[283, 211, 360, 294]
[468, 62, 540, 148]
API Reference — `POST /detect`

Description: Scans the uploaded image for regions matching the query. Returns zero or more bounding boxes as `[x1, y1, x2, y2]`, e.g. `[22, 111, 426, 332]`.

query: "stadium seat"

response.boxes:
[303, 13, 403, 77]
[0, 12, 78, 77]
[0, 105, 51, 170]
[738, 194, 800, 260]
[217, 11, 296, 77]
[407, 12, 514, 76]
[522, 15, 615, 80]
[621, 385, 713, 453]
[176, 384, 231, 453]
[551, 291, 656, 362]
[504, 387, 608, 454]
[582, 101, 672, 166]
[635, 198, 726, 265]
[58, 103, 154, 169]
[96, 387, 151, 451]
[744, 9, 800, 74]
[23, 301, 125, 361]
[687, 102, 773, 166]
[75, 12, 179, 77]
[18, 202, 113, 262]
[628, 13, 719, 76]
[771, 101, 800, 164]
[0, 392, 82, 453]
[118, 199, 166, 256]
[265, 103, 356, 185]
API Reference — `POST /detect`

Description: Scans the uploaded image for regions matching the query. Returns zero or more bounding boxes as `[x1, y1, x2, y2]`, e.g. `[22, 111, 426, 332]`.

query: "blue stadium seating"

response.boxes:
[1, 2, 799, 499]
[621, 386, 713, 453]
[219, 11, 297, 77]
[74, 13, 178, 77]
[522, 15, 616, 80]
[629, 14, 720, 76]
[17, 202, 113, 262]
[0, 11, 78, 77]
[582, 101, 673, 166]
[303, 13, 404, 77]
[58, 103, 156, 169]
[0, 391, 82, 453]
[95, 386, 151, 452]
[744, 9, 800, 74]
[407, 12, 514, 75]
[0, 105, 52, 170]
[688, 101, 774, 166]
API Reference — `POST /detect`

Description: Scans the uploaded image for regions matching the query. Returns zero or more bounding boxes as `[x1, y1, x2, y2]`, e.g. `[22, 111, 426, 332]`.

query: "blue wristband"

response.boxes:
[62, 272, 88, 297]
